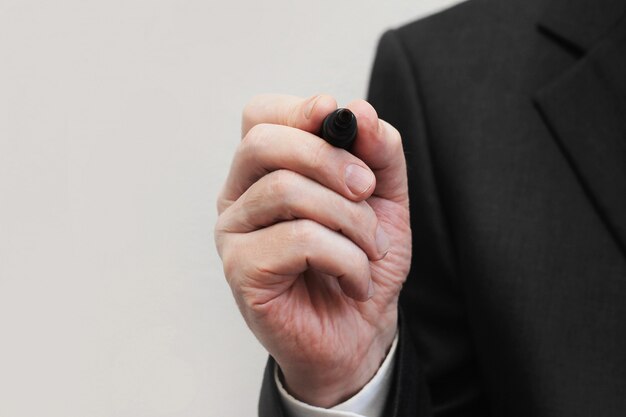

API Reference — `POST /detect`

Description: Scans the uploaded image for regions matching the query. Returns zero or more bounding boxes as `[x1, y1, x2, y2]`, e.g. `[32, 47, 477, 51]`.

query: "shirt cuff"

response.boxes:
[274, 332, 399, 417]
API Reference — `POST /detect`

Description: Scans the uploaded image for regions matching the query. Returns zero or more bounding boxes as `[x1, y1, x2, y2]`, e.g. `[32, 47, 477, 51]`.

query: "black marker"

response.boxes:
[320, 108, 358, 150]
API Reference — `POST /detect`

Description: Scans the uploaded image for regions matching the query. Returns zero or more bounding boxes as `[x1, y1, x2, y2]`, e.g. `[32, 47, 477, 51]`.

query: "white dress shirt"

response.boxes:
[275, 333, 399, 417]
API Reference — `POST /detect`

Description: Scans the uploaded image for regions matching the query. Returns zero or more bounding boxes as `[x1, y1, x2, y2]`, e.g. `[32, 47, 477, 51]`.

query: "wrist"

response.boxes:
[277, 325, 397, 408]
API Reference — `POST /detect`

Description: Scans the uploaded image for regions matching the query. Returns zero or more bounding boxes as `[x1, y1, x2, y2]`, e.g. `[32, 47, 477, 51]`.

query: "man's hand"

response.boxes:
[215, 94, 411, 407]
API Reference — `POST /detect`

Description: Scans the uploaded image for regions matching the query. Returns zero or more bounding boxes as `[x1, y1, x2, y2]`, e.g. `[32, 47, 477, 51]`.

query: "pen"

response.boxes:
[319, 108, 358, 150]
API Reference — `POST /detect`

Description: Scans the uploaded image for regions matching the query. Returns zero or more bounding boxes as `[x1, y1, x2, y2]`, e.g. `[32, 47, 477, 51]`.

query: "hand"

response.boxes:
[215, 94, 411, 407]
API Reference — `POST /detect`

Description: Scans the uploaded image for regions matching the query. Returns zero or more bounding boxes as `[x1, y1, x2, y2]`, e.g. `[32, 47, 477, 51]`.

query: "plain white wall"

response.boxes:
[0, 1, 461, 416]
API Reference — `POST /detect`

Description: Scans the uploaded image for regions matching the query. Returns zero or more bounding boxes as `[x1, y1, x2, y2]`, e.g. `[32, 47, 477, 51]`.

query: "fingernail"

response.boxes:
[375, 225, 390, 257]
[345, 164, 374, 195]
[367, 280, 375, 299]
[304, 95, 320, 120]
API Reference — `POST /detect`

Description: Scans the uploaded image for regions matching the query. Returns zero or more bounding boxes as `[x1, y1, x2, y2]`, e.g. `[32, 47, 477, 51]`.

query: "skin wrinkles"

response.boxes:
[215, 94, 411, 407]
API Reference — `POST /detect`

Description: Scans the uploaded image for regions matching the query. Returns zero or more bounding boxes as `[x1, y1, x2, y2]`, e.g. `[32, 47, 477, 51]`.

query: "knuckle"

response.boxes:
[214, 212, 235, 258]
[239, 186, 265, 220]
[266, 169, 298, 201]
[214, 203, 237, 235]
[220, 247, 239, 285]
[214, 213, 226, 236]
[290, 219, 317, 244]
[215, 185, 231, 214]
[238, 123, 271, 167]
[242, 122, 271, 148]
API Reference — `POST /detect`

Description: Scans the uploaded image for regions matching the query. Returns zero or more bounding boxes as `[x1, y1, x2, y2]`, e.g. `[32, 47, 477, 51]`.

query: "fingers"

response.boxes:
[242, 94, 338, 138]
[224, 95, 408, 211]
[221, 219, 372, 304]
[217, 169, 390, 261]
[219, 123, 377, 209]
[345, 100, 409, 204]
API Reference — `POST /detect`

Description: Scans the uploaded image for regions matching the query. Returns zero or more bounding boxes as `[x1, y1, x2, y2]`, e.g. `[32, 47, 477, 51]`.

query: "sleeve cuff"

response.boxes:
[274, 332, 399, 417]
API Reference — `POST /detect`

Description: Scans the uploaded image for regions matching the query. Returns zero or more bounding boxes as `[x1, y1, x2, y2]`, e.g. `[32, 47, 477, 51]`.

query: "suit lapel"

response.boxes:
[533, 1, 626, 256]
[537, 0, 626, 52]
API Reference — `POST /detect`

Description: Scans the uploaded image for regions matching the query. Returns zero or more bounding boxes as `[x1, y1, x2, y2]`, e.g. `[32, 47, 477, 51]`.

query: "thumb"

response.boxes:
[345, 99, 409, 205]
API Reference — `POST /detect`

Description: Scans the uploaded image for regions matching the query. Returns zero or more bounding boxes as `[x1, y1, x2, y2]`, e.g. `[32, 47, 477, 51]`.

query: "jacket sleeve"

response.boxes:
[367, 29, 489, 417]
[259, 356, 286, 417]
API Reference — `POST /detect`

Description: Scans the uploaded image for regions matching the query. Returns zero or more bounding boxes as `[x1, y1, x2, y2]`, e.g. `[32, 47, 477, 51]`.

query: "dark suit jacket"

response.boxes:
[259, 0, 626, 415]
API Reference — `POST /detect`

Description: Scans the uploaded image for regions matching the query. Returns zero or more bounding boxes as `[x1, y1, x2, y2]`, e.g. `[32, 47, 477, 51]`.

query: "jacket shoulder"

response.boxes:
[393, 0, 544, 64]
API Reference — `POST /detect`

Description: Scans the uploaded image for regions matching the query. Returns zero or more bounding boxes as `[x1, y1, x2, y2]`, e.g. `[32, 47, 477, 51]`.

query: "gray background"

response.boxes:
[0, 0, 460, 415]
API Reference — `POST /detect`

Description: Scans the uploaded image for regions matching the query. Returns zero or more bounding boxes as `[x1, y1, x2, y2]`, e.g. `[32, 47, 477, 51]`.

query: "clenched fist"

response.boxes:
[215, 94, 411, 407]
